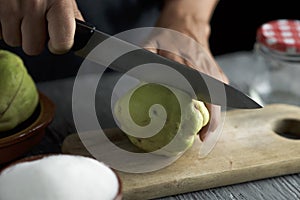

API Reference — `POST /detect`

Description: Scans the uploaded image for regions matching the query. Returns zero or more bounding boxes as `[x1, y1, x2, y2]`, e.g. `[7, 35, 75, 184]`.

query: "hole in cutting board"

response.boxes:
[273, 119, 300, 139]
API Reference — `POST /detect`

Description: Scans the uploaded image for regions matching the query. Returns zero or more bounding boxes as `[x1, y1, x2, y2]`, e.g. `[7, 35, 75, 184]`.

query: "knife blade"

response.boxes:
[72, 19, 262, 109]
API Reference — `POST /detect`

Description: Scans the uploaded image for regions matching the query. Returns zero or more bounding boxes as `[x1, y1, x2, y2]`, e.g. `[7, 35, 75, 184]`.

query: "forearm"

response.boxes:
[158, 0, 219, 47]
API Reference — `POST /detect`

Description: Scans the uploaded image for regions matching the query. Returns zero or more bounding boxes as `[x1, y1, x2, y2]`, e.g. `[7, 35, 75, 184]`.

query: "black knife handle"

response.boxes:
[72, 19, 96, 51]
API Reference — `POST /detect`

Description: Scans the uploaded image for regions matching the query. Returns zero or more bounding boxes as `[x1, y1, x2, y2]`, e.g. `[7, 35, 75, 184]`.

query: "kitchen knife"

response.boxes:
[72, 19, 262, 109]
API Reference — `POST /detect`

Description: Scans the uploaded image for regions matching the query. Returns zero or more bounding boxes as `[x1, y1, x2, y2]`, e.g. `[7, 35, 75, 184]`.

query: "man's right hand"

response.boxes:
[0, 0, 83, 55]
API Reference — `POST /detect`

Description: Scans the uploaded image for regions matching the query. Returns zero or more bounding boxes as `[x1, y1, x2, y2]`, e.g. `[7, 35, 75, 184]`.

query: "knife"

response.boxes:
[72, 19, 262, 109]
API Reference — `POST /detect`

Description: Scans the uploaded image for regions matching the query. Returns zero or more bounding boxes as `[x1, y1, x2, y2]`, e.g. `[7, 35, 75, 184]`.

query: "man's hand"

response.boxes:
[144, 31, 228, 141]
[0, 0, 83, 55]
[145, 0, 229, 141]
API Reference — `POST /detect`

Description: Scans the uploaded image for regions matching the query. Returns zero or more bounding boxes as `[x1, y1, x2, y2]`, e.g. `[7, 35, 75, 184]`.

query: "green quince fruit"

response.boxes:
[114, 82, 209, 156]
[0, 50, 39, 132]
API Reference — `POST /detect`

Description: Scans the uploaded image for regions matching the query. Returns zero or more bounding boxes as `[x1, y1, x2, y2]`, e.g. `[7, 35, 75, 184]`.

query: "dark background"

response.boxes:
[210, 0, 299, 55]
[0, 0, 299, 81]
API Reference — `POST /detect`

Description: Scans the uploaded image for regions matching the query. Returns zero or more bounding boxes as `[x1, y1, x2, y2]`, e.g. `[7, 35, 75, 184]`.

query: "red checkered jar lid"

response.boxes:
[256, 19, 300, 54]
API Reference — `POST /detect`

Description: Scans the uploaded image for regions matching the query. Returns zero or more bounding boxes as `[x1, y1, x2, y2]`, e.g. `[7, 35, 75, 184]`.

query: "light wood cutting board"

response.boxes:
[62, 104, 300, 200]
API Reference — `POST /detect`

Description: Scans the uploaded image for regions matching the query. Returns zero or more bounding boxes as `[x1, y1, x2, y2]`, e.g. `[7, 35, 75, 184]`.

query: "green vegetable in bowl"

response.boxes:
[114, 82, 209, 156]
[0, 50, 38, 132]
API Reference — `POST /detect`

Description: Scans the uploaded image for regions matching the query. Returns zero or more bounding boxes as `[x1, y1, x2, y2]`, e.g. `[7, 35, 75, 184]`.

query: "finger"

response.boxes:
[199, 104, 221, 141]
[21, 1, 47, 56]
[0, 18, 21, 47]
[197, 105, 223, 158]
[145, 47, 158, 54]
[46, 0, 76, 54]
[143, 40, 159, 54]
[71, 0, 84, 20]
[157, 49, 184, 64]
[21, 16, 47, 56]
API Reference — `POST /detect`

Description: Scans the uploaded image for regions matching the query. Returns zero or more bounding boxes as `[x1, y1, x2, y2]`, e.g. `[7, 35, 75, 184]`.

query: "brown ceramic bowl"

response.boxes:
[0, 154, 123, 200]
[0, 92, 55, 164]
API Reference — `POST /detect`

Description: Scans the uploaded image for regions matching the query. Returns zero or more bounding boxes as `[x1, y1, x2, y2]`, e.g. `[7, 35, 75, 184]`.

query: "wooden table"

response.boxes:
[29, 52, 299, 200]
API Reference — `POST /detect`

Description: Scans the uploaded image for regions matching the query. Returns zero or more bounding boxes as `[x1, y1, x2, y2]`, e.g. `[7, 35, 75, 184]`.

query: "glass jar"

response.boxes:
[249, 19, 300, 106]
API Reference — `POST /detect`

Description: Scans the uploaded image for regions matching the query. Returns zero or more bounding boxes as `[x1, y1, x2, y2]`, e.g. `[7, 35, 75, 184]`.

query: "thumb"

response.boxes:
[198, 104, 221, 141]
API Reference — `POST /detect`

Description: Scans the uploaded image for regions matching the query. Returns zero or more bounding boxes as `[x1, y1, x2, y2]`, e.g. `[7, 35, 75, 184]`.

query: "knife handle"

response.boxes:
[72, 19, 96, 51]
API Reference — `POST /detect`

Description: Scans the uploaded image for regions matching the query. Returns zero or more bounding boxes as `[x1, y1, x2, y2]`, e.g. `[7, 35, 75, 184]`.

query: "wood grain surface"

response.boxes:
[62, 104, 300, 199]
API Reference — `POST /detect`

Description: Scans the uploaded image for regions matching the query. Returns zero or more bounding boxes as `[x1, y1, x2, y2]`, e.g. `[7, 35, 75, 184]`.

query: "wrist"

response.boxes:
[156, 10, 211, 48]
[157, 0, 218, 48]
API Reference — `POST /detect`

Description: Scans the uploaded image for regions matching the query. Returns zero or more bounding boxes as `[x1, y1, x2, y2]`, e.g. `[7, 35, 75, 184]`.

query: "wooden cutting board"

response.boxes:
[62, 104, 300, 200]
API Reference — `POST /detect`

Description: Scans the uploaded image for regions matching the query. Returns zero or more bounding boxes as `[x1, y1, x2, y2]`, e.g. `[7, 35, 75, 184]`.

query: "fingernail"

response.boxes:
[48, 41, 69, 55]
